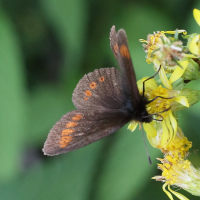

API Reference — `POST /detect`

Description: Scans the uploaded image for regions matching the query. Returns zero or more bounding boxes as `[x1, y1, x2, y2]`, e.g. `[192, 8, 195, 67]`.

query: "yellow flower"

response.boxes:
[153, 127, 200, 199]
[140, 31, 170, 64]
[128, 78, 189, 148]
[140, 30, 186, 67]
[180, 57, 200, 81]
[140, 31, 189, 88]
[138, 9, 200, 200]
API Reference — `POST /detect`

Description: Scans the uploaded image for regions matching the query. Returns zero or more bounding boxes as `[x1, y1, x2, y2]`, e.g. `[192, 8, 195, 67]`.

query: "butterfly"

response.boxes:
[43, 26, 152, 156]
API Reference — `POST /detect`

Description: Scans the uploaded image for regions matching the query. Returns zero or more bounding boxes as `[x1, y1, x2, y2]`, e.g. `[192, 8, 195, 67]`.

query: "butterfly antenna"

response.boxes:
[142, 65, 161, 97]
[141, 127, 152, 165]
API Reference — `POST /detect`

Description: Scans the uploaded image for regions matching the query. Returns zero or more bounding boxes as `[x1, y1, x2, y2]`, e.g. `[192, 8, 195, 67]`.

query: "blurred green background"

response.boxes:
[1, 0, 200, 199]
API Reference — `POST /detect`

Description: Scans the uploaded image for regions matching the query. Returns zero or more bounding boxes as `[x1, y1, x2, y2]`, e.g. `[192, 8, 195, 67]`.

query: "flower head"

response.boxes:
[153, 127, 200, 199]
[140, 31, 186, 67]
[140, 31, 191, 89]
[128, 77, 189, 147]
[137, 8, 200, 200]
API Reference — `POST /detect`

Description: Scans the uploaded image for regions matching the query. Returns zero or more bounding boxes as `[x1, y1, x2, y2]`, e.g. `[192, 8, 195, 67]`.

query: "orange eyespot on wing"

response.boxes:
[120, 45, 130, 59]
[61, 129, 75, 135]
[72, 67, 124, 110]
[72, 114, 83, 121]
[114, 43, 119, 54]
[60, 135, 72, 148]
[66, 122, 77, 128]
[90, 82, 97, 89]
[99, 76, 105, 82]
[85, 90, 92, 97]
[43, 109, 129, 156]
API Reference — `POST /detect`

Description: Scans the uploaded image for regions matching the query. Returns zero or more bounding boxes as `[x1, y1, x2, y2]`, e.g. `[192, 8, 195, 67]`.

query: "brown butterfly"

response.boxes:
[43, 26, 152, 156]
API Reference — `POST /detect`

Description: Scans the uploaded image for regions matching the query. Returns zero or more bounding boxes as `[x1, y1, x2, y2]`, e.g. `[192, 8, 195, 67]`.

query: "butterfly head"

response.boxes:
[131, 96, 153, 123]
[137, 110, 152, 123]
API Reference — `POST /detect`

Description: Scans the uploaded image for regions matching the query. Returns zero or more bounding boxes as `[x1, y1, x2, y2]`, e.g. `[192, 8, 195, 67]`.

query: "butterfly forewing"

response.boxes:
[72, 67, 125, 110]
[110, 26, 140, 106]
[43, 109, 129, 156]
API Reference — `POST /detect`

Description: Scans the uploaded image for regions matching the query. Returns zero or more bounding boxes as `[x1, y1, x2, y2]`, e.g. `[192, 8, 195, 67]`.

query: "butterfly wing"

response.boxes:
[72, 67, 126, 110]
[43, 67, 132, 156]
[43, 27, 142, 156]
[110, 26, 141, 106]
[43, 109, 129, 156]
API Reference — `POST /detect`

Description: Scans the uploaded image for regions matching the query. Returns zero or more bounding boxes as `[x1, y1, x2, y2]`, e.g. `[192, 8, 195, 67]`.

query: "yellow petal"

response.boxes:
[139, 39, 148, 43]
[128, 121, 138, 132]
[142, 77, 158, 90]
[175, 96, 189, 107]
[162, 183, 174, 200]
[153, 58, 161, 70]
[165, 116, 173, 145]
[164, 30, 187, 35]
[168, 110, 177, 140]
[189, 35, 200, 55]
[193, 8, 200, 26]
[147, 134, 157, 148]
[169, 61, 188, 84]
[159, 65, 172, 89]
[153, 58, 172, 89]
[168, 185, 189, 200]
[182, 53, 197, 58]
[161, 120, 169, 147]
[143, 122, 157, 137]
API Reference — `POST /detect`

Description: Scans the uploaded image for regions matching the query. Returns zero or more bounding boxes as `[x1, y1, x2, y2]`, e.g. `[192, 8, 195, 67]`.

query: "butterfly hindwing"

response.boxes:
[72, 67, 125, 110]
[43, 109, 130, 156]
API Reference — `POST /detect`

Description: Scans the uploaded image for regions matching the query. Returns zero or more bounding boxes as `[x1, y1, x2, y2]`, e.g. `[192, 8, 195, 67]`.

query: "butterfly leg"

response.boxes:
[142, 65, 162, 97]
[147, 95, 174, 104]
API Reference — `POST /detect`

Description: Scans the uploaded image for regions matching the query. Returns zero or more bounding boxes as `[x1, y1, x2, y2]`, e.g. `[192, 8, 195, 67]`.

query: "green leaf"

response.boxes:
[40, 0, 89, 78]
[0, 141, 104, 200]
[95, 127, 160, 200]
[28, 84, 74, 143]
[0, 10, 27, 182]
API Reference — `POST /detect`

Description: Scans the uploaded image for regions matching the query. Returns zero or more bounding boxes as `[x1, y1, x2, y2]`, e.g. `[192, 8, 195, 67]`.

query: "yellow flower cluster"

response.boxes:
[128, 8, 200, 200]
[152, 128, 200, 200]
